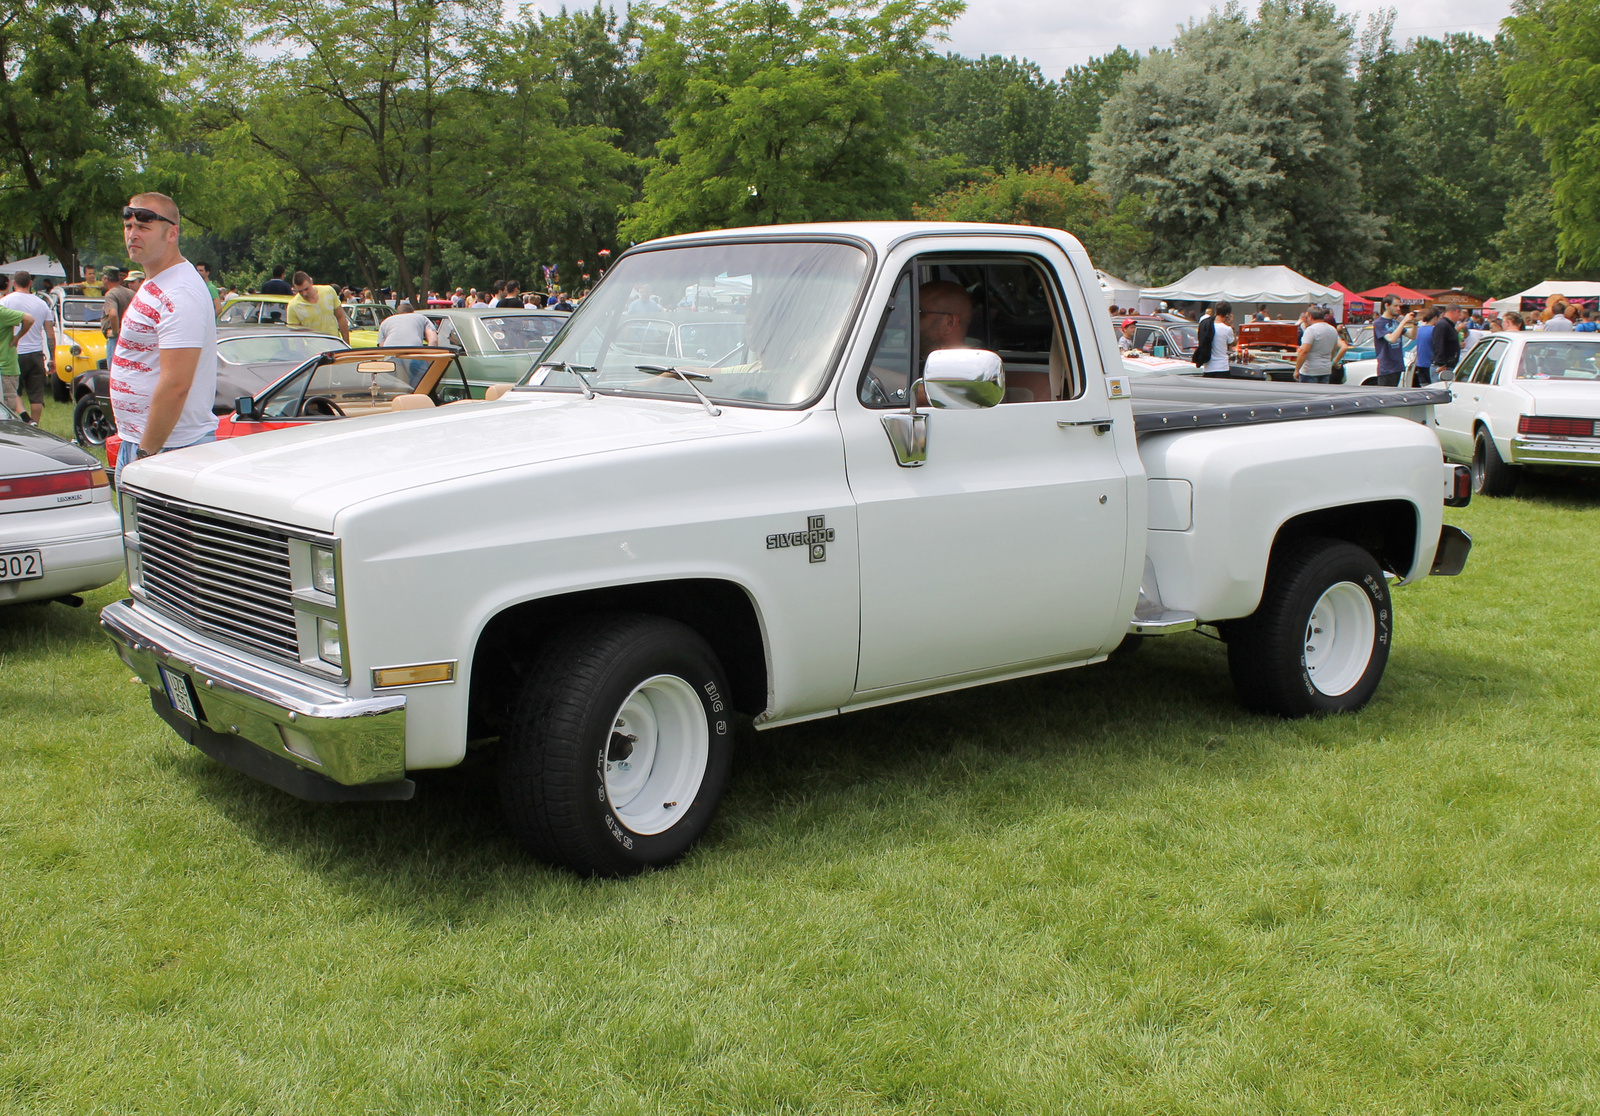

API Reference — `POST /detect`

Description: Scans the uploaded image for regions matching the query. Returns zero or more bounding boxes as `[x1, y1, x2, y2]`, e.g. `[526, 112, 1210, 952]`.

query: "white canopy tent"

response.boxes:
[1096, 269, 1142, 310]
[1487, 281, 1600, 313]
[0, 254, 66, 279]
[1142, 265, 1344, 321]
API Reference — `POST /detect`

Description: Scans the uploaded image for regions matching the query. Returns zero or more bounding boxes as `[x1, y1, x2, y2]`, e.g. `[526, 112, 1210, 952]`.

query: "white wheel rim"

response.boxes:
[603, 674, 708, 836]
[1303, 581, 1376, 697]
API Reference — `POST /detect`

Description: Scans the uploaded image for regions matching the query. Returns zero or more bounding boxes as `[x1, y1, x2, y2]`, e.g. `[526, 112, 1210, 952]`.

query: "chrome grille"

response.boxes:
[133, 494, 301, 664]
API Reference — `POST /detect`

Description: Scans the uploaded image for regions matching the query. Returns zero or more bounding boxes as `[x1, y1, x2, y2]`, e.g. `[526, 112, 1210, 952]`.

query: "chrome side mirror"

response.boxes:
[922, 348, 1005, 409]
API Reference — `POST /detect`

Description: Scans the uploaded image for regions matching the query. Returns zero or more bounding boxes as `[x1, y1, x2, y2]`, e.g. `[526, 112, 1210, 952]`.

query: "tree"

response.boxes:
[1090, 0, 1378, 283]
[1503, 0, 1600, 268]
[913, 165, 1147, 272]
[204, 0, 629, 300]
[0, 0, 229, 278]
[903, 53, 1067, 173]
[1058, 47, 1139, 183]
[621, 0, 964, 241]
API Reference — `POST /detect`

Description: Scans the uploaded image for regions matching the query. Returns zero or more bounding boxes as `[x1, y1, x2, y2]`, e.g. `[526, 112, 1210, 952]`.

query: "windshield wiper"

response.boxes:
[531, 361, 598, 399]
[636, 364, 721, 417]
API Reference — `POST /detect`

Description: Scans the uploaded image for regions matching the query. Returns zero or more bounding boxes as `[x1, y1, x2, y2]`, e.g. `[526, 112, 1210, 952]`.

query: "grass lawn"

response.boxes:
[4, 395, 1599, 1113]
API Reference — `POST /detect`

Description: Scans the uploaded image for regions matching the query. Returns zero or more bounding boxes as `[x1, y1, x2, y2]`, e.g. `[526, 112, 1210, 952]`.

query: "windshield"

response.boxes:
[219, 334, 344, 365]
[478, 314, 565, 352]
[260, 355, 447, 419]
[531, 240, 869, 406]
[59, 300, 101, 326]
[1516, 340, 1600, 380]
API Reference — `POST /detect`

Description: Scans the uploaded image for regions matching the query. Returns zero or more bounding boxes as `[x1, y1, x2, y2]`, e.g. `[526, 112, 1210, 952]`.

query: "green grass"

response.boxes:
[4, 397, 1600, 1113]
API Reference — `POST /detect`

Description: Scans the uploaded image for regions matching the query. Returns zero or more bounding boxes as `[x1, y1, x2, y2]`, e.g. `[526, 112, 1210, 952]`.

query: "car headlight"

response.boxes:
[316, 617, 343, 667]
[310, 545, 337, 596]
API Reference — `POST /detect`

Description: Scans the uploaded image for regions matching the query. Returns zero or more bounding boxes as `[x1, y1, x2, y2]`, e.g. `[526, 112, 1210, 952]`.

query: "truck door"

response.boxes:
[837, 245, 1135, 694]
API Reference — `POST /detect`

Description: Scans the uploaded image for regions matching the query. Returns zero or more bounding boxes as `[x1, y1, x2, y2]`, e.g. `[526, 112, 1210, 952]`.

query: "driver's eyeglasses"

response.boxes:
[122, 206, 176, 226]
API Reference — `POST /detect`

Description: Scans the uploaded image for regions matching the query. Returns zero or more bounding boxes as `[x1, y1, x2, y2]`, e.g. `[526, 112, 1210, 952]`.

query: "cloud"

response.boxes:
[938, 0, 1514, 73]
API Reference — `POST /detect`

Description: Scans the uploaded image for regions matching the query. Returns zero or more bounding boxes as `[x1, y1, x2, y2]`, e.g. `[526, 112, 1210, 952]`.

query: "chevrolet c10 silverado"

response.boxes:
[103, 222, 1472, 876]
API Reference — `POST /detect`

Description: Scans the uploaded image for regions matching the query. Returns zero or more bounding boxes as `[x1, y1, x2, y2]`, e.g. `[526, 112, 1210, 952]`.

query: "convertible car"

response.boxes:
[74, 329, 347, 447]
[104, 347, 476, 460]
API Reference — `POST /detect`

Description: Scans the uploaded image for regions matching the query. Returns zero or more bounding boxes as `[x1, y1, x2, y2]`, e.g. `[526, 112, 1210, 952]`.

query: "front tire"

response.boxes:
[1472, 428, 1518, 496]
[499, 614, 734, 877]
[72, 395, 116, 446]
[1227, 538, 1391, 718]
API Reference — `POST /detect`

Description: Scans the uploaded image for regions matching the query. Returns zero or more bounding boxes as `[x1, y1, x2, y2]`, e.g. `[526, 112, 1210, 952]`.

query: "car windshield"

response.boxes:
[1516, 340, 1600, 380]
[1165, 325, 1198, 353]
[530, 240, 870, 407]
[477, 315, 564, 352]
[59, 300, 101, 326]
[218, 335, 344, 365]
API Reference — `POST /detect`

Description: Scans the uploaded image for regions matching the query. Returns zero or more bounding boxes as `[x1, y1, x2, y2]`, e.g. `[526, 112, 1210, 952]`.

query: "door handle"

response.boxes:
[1059, 418, 1113, 436]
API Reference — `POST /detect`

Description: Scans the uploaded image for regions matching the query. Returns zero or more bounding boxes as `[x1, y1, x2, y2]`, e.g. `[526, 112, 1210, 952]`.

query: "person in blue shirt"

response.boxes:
[1370, 295, 1415, 387]
[1576, 309, 1599, 333]
[1413, 308, 1437, 385]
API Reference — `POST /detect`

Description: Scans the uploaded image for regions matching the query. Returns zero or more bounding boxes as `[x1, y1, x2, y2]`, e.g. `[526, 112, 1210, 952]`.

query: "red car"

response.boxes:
[107, 347, 476, 462]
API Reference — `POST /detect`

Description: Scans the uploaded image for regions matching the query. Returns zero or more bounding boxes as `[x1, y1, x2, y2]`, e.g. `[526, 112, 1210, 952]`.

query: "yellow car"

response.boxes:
[217, 295, 390, 347]
[51, 296, 109, 394]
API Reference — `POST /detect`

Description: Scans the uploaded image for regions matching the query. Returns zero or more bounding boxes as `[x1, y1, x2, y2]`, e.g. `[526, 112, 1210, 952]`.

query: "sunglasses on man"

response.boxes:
[122, 206, 176, 226]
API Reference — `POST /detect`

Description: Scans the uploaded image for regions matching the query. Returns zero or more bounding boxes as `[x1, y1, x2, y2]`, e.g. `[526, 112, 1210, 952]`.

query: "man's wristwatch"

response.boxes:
[136, 447, 159, 460]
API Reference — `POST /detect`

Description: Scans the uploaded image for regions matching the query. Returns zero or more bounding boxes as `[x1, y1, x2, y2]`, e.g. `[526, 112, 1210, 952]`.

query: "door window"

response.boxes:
[856, 255, 1084, 407]
[1472, 340, 1506, 384]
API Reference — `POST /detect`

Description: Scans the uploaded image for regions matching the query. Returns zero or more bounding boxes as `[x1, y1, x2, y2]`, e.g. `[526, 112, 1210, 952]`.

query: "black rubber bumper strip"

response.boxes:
[151, 690, 416, 802]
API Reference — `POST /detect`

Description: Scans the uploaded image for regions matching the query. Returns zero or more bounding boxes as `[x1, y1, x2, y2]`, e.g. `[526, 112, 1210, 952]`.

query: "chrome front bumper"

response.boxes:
[102, 600, 412, 800]
[1511, 437, 1600, 468]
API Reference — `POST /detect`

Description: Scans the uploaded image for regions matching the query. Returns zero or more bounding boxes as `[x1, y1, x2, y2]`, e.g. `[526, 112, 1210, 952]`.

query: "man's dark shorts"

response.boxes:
[16, 351, 47, 403]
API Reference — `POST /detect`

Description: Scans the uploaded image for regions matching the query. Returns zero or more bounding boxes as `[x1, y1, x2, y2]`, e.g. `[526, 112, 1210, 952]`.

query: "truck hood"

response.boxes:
[121, 393, 813, 530]
[1516, 379, 1600, 416]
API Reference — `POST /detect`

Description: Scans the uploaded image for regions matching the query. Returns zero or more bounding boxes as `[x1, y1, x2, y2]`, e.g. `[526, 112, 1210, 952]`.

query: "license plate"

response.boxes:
[158, 664, 203, 724]
[0, 550, 42, 582]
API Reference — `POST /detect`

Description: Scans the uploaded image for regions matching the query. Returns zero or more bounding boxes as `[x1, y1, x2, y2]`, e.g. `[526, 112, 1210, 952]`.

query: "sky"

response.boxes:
[938, 0, 1516, 72]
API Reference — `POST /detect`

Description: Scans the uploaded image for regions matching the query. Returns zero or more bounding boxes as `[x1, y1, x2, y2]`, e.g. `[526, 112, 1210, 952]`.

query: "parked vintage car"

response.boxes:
[105, 221, 1470, 877]
[218, 346, 475, 434]
[76, 329, 347, 448]
[421, 307, 567, 394]
[217, 295, 389, 347]
[1120, 316, 1297, 380]
[0, 399, 123, 606]
[49, 295, 108, 402]
[1433, 333, 1600, 495]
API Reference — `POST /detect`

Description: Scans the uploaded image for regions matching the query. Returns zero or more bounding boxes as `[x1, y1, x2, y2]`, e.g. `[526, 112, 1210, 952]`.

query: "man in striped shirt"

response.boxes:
[108, 192, 219, 480]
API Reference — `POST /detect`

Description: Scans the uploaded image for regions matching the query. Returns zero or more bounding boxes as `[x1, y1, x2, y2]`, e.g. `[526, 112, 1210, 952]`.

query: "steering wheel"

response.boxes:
[301, 395, 347, 417]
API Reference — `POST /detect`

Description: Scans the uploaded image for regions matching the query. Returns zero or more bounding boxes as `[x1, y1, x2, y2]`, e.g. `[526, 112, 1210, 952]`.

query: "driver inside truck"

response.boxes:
[918, 280, 972, 357]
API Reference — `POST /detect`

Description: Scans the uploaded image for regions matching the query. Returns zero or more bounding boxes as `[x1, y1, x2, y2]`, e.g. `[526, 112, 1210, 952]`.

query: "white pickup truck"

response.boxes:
[103, 222, 1472, 876]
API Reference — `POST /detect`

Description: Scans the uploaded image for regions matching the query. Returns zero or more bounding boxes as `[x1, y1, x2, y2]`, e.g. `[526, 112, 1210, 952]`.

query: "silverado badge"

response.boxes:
[767, 515, 835, 563]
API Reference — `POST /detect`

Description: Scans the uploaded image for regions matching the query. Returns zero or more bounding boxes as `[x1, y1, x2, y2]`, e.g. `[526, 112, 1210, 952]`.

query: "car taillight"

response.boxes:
[1518, 415, 1598, 437]
[1446, 465, 1472, 507]
[0, 467, 108, 502]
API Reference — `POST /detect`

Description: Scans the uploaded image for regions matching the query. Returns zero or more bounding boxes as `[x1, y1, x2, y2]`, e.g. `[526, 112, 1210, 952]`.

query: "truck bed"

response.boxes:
[1129, 375, 1450, 434]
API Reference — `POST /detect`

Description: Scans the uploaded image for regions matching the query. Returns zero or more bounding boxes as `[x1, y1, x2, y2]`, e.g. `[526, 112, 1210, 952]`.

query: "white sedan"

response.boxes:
[1433, 333, 1600, 495]
[0, 401, 124, 606]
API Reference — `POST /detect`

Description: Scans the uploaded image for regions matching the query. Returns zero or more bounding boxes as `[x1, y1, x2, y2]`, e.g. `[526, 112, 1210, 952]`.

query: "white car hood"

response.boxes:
[121, 393, 812, 530]
[1515, 379, 1600, 416]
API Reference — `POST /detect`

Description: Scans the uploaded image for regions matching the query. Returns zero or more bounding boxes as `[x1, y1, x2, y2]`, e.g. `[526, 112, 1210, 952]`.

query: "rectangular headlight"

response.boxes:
[310, 546, 337, 596]
[316, 617, 342, 667]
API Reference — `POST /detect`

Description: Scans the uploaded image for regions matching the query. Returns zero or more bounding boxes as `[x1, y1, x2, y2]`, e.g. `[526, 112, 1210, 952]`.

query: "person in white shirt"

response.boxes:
[108, 192, 219, 481]
[1204, 302, 1236, 374]
[1, 270, 56, 424]
[376, 301, 438, 347]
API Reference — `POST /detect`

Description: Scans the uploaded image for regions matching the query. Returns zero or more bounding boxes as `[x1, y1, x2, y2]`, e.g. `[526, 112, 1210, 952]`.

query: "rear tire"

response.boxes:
[1227, 538, 1391, 718]
[72, 395, 116, 446]
[499, 613, 734, 877]
[1471, 428, 1517, 496]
